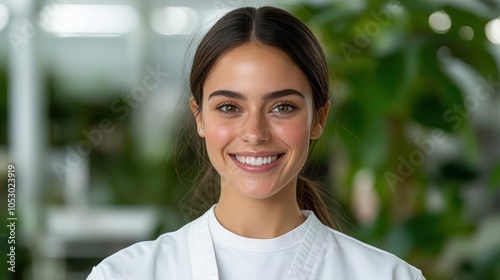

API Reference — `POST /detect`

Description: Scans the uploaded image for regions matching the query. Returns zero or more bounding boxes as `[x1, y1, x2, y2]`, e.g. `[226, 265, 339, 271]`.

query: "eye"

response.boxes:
[271, 103, 296, 113]
[217, 103, 240, 113]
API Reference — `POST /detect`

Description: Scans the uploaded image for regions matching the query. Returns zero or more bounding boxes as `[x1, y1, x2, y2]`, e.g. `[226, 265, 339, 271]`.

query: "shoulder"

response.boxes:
[310, 216, 425, 279]
[86, 221, 193, 280]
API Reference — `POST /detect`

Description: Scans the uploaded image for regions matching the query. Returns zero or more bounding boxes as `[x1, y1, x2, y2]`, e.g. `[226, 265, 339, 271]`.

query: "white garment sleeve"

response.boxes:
[417, 272, 427, 280]
[86, 266, 104, 280]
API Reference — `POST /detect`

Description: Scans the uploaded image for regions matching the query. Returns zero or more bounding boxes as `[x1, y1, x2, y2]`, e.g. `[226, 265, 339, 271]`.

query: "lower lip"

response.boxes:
[230, 154, 283, 173]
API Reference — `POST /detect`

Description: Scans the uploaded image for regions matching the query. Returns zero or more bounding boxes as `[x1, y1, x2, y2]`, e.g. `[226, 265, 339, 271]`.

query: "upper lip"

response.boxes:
[230, 152, 284, 157]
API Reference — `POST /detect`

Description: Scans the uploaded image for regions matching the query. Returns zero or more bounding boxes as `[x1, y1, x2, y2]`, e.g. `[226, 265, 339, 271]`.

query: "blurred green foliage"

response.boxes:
[291, 0, 500, 279]
[37, 1, 500, 279]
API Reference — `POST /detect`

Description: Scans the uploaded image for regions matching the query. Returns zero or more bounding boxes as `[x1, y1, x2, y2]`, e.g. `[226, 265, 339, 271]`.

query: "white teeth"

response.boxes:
[235, 155, 279, 166]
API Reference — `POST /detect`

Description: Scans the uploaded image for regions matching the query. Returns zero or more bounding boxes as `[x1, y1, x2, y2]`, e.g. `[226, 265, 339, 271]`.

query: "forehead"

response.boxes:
[203, 43, 312, 99]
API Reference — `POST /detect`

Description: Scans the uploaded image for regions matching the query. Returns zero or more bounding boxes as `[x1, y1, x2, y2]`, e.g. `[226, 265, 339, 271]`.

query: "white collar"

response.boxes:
[208, 205, 313, 253]
[188, 205, 330, 280]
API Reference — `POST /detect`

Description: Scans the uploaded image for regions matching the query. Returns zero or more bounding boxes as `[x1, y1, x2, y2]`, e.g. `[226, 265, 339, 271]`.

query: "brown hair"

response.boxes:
[176, 6, 340, 229]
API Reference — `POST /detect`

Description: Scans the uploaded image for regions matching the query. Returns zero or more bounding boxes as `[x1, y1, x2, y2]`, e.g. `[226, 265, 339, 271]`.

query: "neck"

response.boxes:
[214, 180, 305, 239]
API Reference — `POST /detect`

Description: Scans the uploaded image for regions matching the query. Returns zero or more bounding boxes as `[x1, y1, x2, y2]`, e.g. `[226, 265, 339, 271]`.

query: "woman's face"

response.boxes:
[190, 43, 329, 200]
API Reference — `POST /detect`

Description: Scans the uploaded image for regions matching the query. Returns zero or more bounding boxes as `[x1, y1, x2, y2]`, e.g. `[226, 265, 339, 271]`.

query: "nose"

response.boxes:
[240, 112, 271, 145]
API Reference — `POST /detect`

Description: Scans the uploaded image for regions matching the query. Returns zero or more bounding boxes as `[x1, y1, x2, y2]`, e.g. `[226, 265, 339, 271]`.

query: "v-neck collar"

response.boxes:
[188, 206, 330, 280]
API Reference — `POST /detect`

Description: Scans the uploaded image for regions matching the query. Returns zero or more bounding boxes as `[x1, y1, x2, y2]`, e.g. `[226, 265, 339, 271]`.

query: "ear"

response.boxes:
[310, 100, 330, 139]
[189, 97, 205, 137]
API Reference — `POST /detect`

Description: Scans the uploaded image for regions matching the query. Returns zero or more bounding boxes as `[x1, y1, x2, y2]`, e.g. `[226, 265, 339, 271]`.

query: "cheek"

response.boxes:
[272, 118, 311, 149]
[204, 121, 234, 153]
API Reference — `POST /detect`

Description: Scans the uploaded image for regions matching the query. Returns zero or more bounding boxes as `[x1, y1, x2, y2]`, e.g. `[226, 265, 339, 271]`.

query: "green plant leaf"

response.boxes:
[488, 163, 500, 193]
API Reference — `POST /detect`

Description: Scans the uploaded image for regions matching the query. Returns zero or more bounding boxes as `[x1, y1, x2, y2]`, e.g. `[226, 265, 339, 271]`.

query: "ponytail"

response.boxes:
[296, 175, 341, 230]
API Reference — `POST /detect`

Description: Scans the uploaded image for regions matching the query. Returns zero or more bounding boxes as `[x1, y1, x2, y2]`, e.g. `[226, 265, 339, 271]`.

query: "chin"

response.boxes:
[233, 181, 283, 200]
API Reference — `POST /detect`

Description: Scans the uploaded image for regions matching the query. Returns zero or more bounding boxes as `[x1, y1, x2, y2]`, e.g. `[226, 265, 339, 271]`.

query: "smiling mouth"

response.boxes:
[232, 154, 283, 166]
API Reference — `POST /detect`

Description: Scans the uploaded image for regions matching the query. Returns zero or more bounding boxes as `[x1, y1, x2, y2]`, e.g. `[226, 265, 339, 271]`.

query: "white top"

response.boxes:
[209, 206, 312, 280]
[86, 206, 426, 280]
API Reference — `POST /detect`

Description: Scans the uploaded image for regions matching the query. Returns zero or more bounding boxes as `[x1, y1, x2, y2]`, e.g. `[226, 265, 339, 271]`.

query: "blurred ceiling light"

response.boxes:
[458, 26, 474, 41]
[0, 4, 9, 32]
[429, 11, 452, 34]
[40, 4, 138, 37]
[151, 7, 198, 35]
[485, 19, 500, 44]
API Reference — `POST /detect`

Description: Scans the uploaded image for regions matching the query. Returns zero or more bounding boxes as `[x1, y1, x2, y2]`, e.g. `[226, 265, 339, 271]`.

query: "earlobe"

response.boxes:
[310, 125, 323, 139]
[189, 97, 205, 137]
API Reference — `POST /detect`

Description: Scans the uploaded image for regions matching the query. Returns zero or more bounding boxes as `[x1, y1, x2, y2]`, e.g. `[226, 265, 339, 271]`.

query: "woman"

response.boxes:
[87, 6, 425, 280]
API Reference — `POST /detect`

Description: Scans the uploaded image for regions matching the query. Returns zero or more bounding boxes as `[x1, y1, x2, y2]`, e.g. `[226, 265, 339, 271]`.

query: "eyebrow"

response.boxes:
[208, 90, 246, 100]
[208, 89, 305, 101]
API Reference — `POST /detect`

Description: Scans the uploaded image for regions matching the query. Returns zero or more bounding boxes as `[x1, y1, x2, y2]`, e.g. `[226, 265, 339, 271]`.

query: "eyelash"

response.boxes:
[215, 102, 298, 114]
[216, 102, 240, 114]
[271, 102, 297, 114]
